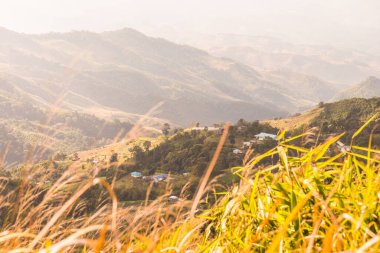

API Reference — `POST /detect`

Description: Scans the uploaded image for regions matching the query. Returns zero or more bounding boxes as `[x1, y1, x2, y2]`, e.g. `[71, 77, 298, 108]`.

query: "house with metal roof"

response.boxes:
[254, 132, 278, 141]
[169, 196, 179, 202]
[233, 149, 243, 154]
[153, 174, 168, 182]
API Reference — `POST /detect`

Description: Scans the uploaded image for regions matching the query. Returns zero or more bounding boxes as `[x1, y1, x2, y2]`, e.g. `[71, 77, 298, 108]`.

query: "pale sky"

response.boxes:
[1, 0, 379, 51]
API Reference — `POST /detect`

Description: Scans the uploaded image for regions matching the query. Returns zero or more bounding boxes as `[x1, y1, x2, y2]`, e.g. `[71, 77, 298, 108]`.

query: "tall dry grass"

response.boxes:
[0, 115, 379, 252]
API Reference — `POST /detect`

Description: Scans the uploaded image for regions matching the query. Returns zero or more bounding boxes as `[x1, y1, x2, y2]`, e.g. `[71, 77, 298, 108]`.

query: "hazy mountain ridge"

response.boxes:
[333, 76, 380, 101]
[1, 27, 379, 164]
[261, 70, 338, 106]
[174, 33, 380, 86]
[0, 27, 349, 126]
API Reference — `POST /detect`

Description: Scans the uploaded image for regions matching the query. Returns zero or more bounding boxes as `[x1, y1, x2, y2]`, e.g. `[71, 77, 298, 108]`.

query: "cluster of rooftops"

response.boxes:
[127, 132, 352, 203]
[233, 132, 278, 154]
[129, 172, 179, 202]
[130, 172, 169, 183]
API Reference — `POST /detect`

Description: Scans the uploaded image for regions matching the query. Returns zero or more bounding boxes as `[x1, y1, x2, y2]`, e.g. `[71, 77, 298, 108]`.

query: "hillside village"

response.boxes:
[85, 98, 380, 203]
[14, 97, 377, 208]
[38, 119, 280, 204]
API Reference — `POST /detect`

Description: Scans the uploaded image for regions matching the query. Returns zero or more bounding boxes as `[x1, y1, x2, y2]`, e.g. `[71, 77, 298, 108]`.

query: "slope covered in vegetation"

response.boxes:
[0, 112, 379, 252]
[309, 98, 380, 144]
[0, 98, 133, 164]
[267, 97, 380, 146]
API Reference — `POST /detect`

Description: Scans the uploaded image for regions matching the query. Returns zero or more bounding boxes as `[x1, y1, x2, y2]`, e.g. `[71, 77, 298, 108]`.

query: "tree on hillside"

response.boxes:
[129, 146, 144, 161]
[54, 152, 67, 161]
[110, 153, 118, 163]
[237, 118, 246, 127]
[162, 123, 171, 136]
[72, 152, 79, 161]
[143, 140, 152, 152]
[191, 158, 208, 177]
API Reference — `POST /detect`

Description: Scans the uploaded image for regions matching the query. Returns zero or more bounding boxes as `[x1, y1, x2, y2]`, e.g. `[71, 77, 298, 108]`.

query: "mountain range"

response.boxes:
[0, 27, 380, 164]
[0, 27, 359, 126]
[169, 33, 380, 86]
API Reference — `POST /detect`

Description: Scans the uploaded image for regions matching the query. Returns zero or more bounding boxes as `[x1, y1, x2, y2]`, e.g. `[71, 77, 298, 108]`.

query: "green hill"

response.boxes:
[309, 98, 380, 143]
[267, 97, 380, 144]
[0, 98, 133, 164]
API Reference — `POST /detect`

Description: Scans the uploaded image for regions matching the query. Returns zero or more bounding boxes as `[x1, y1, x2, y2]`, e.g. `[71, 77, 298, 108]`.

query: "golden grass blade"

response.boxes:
[266, 191, 313, 253]
[321, 225, 335, 253]
[190, 124, 230, 218]
[29, 180, 95, 249]
[93, 178, 120, 249]
[0, 232, 36, 243]
[351, 145, 380, 154]
[357, 236, 380, 253]
[280, 132, 310, 144]
[351, 113, 379, 145]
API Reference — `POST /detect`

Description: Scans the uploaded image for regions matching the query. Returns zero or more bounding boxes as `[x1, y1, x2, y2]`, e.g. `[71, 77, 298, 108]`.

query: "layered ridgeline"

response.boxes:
[176, 33, 380, 86]
[1, 26, 380, 164]
[0, 27, 354, 126]
[333, 76, 380, 101]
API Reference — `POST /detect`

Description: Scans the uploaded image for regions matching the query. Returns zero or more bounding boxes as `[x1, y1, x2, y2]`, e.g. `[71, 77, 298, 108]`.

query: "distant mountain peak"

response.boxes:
[333, 76, 380, 101]
[356, 76, 380, 89]
[365, 76, 380, 83]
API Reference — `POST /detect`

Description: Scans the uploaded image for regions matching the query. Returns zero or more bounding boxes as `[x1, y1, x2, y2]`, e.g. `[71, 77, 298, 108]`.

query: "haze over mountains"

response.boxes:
[0, 27, 380, 129]
[0, 26, 379, 166]
[160, 32, 380, 86]
[2, 27, 375, 128]
[333, 76, 380, 101]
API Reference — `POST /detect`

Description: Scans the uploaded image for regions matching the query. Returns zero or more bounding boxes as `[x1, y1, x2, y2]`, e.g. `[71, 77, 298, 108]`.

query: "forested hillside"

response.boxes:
[0, 98, 132, 164]
[309, 98, 380, 144]
[266, 97, 380, 145]
[1, 119, 280, 205]
[15, 97, 379, 204]
[1, 103, 379, 252]
[99, 120, 279, 202]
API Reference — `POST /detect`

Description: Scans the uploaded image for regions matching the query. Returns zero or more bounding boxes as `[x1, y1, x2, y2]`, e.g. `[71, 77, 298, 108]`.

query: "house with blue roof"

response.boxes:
[131, 171, 142, 178]
[153, 174, 168, 183]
